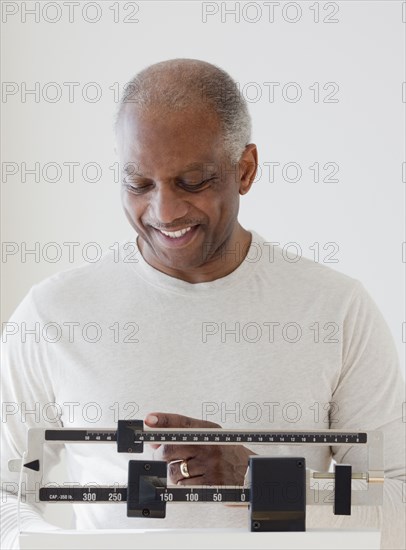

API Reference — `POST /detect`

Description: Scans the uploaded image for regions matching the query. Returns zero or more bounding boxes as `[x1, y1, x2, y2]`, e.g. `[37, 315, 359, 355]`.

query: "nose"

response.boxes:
[150, 183, 189, 225]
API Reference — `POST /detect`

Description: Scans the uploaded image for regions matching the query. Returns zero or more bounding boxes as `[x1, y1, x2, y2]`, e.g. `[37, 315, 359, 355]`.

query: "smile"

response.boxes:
[153, 225, 200, 248]
[158, 227, 192, 239]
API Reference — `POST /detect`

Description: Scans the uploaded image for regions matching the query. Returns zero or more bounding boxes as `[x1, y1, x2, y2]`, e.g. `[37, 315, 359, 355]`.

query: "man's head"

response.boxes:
[115, 58, 258, 282]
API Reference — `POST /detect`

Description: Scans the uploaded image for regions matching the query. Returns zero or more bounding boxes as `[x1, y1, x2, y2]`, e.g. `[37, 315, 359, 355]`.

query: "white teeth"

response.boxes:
[159, 226, 192, 238]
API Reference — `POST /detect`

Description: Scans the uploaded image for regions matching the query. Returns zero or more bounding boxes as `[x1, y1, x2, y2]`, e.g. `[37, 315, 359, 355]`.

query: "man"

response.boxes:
[1, 59, 405, 549]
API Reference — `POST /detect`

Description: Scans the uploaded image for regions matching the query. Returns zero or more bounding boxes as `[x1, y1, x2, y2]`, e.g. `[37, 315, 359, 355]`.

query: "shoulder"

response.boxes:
[17, 245, 135, 321]
[251, 230, 361, 304]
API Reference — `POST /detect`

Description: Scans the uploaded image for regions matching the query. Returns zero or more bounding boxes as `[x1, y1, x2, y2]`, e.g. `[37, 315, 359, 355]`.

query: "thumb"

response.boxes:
[144, 412, 220, 429]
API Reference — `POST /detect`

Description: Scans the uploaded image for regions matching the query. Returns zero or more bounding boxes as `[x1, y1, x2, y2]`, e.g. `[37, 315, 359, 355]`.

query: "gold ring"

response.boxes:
[180, 460, 190, 478]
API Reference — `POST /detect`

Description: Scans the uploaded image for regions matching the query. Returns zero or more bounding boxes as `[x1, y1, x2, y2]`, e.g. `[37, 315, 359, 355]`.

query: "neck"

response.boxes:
[138, 225, 252, 283]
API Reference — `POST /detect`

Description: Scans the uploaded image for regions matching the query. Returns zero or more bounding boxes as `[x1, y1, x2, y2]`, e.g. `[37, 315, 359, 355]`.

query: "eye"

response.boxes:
[122, 180, 152, 194]
[122, 175, 152, 195]
[122, 176, 218, 194]
[180, 177, 217, 191]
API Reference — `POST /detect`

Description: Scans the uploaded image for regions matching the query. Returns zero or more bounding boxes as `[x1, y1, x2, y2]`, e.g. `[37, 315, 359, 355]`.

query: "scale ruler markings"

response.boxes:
[44, 429, 367, 445]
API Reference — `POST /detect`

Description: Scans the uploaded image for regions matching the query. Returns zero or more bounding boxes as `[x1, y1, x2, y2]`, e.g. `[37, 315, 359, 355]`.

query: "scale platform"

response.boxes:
[19, 528, 381, 550]
[11, 420, 384, 548]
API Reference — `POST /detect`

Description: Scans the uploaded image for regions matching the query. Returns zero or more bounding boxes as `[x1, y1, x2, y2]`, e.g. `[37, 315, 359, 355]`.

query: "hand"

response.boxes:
[144, 412, 254, 486]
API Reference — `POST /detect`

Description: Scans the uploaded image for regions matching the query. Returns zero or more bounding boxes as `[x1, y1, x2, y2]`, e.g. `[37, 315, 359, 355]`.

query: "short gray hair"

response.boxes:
[115, 58, 251, 164]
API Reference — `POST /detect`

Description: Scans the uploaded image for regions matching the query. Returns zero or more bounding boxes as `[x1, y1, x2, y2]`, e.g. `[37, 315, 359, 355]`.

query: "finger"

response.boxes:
[153, 444, 197, 462]
[144, 412, 220, 429]
[168, 459, 201, 484]
[177, 475, 204, 486]
[147, 443, 161, 450]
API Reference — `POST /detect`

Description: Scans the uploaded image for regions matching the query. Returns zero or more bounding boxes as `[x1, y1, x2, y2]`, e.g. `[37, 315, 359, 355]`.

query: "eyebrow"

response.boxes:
[182, 162, 210, 172]
[123, 162, 217, 178]
[123, 164, 144, 177]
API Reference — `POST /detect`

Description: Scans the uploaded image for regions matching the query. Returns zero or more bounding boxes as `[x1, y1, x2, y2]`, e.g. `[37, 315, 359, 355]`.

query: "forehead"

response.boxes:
[117, 105, 225, 176]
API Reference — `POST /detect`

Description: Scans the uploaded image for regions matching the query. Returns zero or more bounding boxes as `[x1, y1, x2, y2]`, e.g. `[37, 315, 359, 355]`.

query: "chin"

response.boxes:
[160, 256, 199, 271]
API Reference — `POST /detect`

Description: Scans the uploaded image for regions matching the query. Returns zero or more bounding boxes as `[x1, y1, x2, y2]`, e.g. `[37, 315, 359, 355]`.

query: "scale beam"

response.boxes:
[41, 420, 368, 452]
[9, 420, 384, 533]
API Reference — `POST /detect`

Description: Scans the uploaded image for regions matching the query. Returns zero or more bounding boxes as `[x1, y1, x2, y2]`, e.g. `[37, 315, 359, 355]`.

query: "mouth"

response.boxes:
[152, 225, 200, 248]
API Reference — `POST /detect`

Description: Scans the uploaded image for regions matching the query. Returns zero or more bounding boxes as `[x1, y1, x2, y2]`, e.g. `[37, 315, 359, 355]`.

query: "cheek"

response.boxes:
[121, 192, 142, 220]
[218, 189, 239, 218]
[121, 188, 130, 207]
[198, 188, 234, 218]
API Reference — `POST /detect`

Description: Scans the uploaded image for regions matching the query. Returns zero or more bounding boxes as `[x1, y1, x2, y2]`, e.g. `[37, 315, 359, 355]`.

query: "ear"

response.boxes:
[239, 144, 258, 195]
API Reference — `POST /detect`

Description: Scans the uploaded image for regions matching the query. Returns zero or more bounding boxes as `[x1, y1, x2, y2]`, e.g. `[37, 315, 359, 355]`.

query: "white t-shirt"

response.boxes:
[1, 231, 405, 549]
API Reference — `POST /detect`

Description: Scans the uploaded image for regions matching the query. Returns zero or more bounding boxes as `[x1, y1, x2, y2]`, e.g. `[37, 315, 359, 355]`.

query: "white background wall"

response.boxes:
[2, 1, 405, 370]
[1, 0, 405, 529]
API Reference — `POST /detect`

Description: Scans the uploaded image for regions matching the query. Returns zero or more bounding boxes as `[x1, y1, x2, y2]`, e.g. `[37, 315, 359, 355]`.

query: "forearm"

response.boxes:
[380, 477, 405, 550]
[306, 478, 403, 548]
[1, 493, 60, 550]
